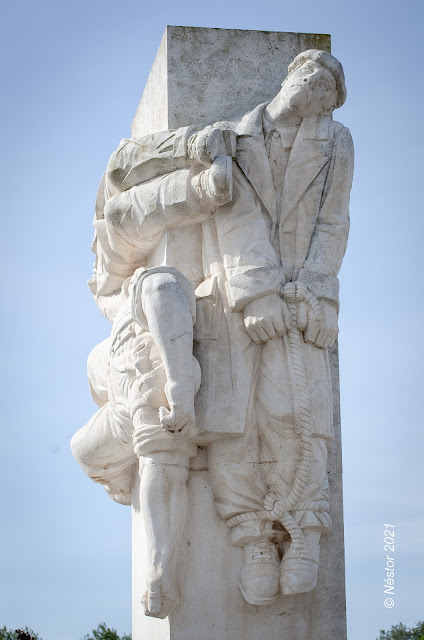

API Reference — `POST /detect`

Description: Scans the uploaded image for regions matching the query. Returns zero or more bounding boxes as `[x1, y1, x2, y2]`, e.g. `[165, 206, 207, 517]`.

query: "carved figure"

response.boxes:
[72, 49, 353, 618]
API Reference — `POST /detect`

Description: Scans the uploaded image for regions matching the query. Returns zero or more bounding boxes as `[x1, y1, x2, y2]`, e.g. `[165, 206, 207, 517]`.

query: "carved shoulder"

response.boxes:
[332, 120, 354, 157]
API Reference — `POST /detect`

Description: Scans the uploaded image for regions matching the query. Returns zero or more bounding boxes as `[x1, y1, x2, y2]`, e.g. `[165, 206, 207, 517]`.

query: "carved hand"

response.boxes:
[159, 378, 198, 437]
[187, 126, 237, 166]
[304, 300, 339, 349]
[243, 293, 292, 343]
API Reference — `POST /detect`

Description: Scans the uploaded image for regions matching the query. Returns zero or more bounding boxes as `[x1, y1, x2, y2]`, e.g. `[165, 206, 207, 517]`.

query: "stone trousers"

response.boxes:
[207, 335, 333, 546]
[71, 268, 198, 498]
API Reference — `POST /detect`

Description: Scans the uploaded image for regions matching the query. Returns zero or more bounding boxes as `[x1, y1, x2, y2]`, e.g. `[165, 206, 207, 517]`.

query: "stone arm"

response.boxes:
[214, 162, 285, 312]
[297, 124, 354, 311]
[104, 124, 236, 196]
[105, 127, 197, 195]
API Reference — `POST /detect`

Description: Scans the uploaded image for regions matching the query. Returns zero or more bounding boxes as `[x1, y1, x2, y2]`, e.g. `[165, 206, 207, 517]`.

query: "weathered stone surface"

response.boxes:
[132, 26, 331, 137]
[72, 26, 352, 640]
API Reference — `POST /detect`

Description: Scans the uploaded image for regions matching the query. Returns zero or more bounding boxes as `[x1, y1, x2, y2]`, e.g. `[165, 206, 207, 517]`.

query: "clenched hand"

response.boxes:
[243, 293, 292, 343]
[304, 300, 339, 349]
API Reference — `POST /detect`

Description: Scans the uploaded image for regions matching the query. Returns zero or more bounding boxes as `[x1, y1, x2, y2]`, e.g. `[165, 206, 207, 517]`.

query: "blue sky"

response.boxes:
[1, 1, 423, 638]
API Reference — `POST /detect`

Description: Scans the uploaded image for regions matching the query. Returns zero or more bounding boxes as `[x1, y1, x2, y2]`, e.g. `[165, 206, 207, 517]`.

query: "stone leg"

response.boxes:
[71, 337, 137, 505]
[130, 268, 201, 436]
[129, 267, 200, 619]
[103, 160, 232, 268]
[71, 403, 137, 505]
[207, 335, 333, 605]
[136, 451, 192, 619]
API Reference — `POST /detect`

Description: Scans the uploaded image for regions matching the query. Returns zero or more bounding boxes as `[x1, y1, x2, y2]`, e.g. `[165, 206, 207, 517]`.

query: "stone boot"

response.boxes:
[239, 540, 280, 605]
[192, 155, 233, 206]
[280, 533, 320, 595]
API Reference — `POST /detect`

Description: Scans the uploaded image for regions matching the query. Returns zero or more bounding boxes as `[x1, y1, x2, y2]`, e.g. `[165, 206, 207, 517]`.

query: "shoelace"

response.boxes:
[251, 542, 274, 560]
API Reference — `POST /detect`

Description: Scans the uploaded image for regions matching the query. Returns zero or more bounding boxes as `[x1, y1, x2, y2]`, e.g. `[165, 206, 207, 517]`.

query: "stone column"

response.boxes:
[131, 26, 347, 640]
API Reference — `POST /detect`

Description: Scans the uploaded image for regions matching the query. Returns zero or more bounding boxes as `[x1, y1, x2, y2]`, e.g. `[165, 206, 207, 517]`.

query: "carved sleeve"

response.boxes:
[215, 164, 285, 312]
[104, 126, 197, 194]
[297, 125, 354, 310]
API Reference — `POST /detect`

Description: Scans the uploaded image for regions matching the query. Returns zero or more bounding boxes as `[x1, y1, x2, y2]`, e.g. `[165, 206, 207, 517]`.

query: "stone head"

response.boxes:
[280, 49, 346, 118]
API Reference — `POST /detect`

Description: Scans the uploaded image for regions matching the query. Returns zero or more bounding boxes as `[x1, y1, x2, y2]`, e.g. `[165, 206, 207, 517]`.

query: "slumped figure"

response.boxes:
[72, 49, 353, 618]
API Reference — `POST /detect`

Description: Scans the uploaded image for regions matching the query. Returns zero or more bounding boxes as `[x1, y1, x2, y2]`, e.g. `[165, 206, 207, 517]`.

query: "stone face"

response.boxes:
[71, 26, 353, 640]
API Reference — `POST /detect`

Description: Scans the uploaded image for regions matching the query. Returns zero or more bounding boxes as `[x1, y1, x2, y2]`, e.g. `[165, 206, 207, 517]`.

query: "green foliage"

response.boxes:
[82, 622, 131, 640]
[378, 621, 424, 640]
[0, 628, 40, 640]
[0, 623, 131, 640]
[15, 632, 41, 640]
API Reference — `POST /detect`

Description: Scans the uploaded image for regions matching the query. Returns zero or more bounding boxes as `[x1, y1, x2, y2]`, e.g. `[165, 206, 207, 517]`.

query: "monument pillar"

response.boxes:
[130, 26, 347, 640]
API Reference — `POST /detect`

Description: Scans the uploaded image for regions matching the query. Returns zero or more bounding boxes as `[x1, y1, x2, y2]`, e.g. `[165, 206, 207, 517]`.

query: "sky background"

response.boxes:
[1, 0, 423, 638]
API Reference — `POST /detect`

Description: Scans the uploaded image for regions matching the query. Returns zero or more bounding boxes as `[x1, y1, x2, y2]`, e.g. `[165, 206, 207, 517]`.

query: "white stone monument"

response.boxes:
[71, 26, 353, 639]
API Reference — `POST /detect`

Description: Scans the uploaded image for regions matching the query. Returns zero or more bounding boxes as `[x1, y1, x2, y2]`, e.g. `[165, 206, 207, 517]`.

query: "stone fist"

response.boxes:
[243, 293, 292, 343]
[303, 299, 339, 349]
[187, 126, 237, 166]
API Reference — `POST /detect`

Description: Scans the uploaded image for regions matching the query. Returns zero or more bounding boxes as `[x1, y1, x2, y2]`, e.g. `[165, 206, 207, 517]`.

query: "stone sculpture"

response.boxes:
[72, 48, 353, 621]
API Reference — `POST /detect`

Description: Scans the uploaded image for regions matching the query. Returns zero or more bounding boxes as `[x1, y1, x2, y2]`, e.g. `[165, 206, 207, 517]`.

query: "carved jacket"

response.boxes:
[215, 103, 354, 312]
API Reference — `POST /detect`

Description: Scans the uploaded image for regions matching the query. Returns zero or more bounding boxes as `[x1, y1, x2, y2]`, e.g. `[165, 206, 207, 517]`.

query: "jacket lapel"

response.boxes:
[235, 103, 278, 230]
[279, 115, 333, 227]
[233, 108, 334, 232]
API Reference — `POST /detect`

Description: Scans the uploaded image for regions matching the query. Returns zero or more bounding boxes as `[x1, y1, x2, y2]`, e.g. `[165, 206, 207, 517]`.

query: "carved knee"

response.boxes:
[104, 192, 131, 228]
[141, 272, 180, 301]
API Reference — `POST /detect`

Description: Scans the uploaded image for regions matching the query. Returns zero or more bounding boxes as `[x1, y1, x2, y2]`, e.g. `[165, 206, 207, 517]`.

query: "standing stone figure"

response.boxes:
[72, 49, 353, 619]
